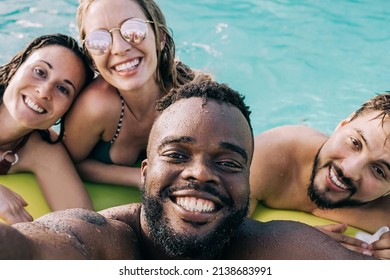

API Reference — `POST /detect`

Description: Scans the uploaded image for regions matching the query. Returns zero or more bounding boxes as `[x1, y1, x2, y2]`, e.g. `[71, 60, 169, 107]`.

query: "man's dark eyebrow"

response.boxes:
[41, 60, 76, 93]
[357, 129, 390, 172]
[220, 142, 248, 163]
[158, 136, 195, 149]
[157, 137, 248, 163]
[356, 129, 368, 147]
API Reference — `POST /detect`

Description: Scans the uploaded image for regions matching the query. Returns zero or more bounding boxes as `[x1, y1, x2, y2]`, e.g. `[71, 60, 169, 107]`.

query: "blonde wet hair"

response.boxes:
[77, 0, 209, 93]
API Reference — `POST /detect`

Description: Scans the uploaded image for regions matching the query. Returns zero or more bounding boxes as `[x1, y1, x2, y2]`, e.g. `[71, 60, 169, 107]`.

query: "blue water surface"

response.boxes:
[1, 0, 389, 135]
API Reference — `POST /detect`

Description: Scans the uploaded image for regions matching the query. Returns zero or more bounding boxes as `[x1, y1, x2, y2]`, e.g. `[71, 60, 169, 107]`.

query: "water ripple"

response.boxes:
[0, 0, 389, 133]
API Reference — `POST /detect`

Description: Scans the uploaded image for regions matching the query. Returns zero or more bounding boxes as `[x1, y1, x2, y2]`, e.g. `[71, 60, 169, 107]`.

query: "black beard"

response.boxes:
[307, 145, 365, 209]
[141, 180, 248, 259]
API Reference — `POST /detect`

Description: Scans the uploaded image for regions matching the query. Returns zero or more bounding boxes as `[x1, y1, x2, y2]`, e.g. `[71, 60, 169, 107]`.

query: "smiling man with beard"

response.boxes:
[138, 81, 252, 259]
[0, 78, 375, 260]
[249, 93, 390, 259]
[307, 145, 364, 209]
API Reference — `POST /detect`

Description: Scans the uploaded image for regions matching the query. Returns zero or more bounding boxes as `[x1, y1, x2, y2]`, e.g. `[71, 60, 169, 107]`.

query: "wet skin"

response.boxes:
[139, 97, 253, 258]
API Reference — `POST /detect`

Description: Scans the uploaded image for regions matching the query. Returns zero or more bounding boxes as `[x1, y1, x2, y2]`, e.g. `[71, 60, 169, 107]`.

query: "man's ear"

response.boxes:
[141, 159, 148, 185]
[334, 112, 355, 131]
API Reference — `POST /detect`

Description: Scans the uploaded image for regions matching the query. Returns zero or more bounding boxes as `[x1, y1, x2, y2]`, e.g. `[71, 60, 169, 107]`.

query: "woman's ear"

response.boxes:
[159, 31, 166, 51]
[334, 112, 355, 131]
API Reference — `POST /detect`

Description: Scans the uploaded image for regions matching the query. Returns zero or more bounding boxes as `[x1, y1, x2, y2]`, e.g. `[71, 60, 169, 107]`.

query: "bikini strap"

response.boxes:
[11, 133, 31, 154]
[110, 94, 125, 144]
[0, 133, 32, 175]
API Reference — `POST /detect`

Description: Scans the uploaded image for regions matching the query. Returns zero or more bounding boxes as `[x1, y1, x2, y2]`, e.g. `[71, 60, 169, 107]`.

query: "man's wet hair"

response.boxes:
[351, 92, 390, 125]
[156, 76, 253, 135]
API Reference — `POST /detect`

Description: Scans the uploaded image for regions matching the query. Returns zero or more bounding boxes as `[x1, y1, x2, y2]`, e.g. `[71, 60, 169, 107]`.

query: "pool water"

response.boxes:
[1, 0, 389, 135]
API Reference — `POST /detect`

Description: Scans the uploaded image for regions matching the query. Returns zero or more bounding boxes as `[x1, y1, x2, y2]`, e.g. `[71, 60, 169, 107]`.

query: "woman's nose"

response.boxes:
[35, 84, 52, 100]
[110, 31, 132, 55]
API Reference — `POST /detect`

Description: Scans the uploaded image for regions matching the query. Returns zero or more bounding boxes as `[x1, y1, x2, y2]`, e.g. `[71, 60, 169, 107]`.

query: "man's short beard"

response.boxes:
[141, 180, 249, 259]
[307, 146, 364, 209]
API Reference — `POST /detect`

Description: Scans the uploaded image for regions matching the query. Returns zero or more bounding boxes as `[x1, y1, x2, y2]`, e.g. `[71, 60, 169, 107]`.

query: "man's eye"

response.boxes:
[218, 160, 243, 170]
[373, 165, 386, 179]
[169, 153, 185, 159]
[164, 152, 187, 160]
[350, 137, 361, 150]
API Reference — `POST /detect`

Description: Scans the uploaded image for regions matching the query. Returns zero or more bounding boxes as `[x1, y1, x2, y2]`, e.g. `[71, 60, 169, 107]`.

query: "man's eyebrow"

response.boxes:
[220, 142, 248, 163]
[41, 60, 76, 93]
[357, 129, 390, 171]
[356, 129, 368, 147]
[158, 136, 195, 148]
[157, 137, 248, 162]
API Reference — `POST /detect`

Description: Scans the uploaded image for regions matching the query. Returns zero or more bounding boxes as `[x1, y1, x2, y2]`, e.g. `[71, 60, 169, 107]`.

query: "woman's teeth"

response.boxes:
[24, 96, 45, 114]
[115, 58, 140, 72]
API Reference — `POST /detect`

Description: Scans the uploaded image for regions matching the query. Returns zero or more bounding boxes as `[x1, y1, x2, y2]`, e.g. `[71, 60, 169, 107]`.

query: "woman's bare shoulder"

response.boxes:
[70, 76, 121, 118]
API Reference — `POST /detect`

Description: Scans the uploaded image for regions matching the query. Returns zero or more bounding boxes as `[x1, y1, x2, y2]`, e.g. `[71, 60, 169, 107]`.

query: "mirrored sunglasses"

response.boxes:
[83, 18, 153, 55]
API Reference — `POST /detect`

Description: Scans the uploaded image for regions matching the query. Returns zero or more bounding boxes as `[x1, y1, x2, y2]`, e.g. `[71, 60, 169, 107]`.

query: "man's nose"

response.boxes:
[181, 158, 220, 185]
[340, 155, 364, 182]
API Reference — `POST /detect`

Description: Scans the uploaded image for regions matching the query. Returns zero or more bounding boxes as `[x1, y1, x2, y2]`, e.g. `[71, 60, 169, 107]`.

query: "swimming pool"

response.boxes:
[1, 0, 389, 135]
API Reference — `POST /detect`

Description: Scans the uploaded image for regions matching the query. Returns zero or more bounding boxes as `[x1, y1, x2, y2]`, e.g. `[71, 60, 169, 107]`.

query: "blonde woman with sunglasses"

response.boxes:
[0, 34, 94, 224]
[63, 0, 209, 188]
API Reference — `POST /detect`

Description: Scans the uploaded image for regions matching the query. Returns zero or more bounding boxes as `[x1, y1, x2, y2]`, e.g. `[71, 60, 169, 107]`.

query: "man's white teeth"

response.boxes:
[330, 167, 348, 190]
[115, 58, 140, 71]
[25, 96, 44, 113]
[176, 197, 215, 213]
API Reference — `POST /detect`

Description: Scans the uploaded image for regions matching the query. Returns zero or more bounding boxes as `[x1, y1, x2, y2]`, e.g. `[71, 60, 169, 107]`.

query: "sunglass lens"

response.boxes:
[85, 29, 112, 55]
[121, 19, 148, 44]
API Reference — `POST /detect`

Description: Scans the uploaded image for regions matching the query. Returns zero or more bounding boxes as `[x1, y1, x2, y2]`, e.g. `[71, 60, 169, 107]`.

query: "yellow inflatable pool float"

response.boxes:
[0, 172, 361, 237]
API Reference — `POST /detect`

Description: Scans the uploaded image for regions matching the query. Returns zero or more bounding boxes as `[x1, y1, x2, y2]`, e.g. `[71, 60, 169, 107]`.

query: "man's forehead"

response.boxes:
[351, 111, 390, 130]
[161, 98, 248, 127]
[164, 97, 210, 112]
[349, 112, 390, 150]
[151, 97, 251, 146]
[153, 98, 250, 142]
[157, 98, 223, 123]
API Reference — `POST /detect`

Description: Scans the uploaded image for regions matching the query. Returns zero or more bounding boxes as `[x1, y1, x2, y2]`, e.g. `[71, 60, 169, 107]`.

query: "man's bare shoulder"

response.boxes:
[225, 218, 375, 260]
[253, 125, 325, 169]
[0, 222, 34, 259]
[250, 125, 327, 198]
[11, 207, 141, 259]
[255, 125, 325, 147]
[99, 203, 142, 227]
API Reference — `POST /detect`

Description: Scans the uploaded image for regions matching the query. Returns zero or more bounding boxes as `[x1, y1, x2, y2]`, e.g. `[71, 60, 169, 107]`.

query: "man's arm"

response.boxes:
[0, 208, 140, 259]
[0, 222, 33, 259]
[227, 219, 376, 260]
[315, 195, 390, 234]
